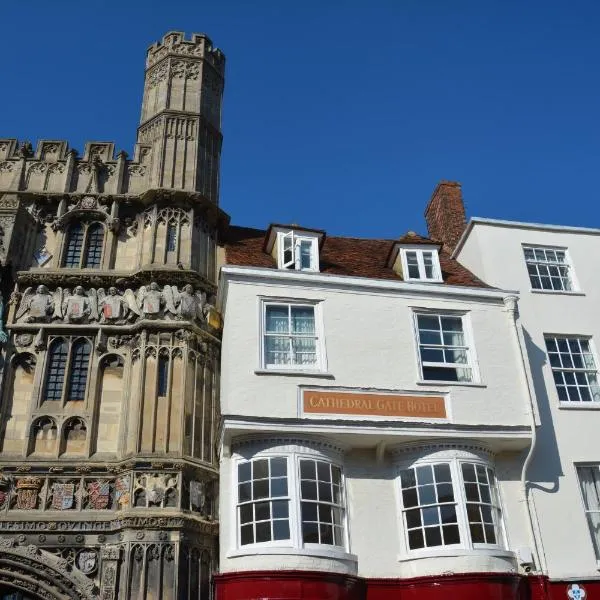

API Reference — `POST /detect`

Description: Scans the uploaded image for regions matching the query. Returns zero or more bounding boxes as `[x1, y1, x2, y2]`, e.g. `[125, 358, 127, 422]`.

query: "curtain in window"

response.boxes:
[63, 224, 84, 267]
[579, 467, 600, 558]
[43, 339, 68, 401]
[66, 339, 91, 401]
[84, 223, 104, 268]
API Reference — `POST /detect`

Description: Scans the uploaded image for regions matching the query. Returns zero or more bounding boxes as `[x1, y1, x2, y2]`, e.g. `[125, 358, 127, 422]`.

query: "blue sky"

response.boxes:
[1, 1, 599, 238]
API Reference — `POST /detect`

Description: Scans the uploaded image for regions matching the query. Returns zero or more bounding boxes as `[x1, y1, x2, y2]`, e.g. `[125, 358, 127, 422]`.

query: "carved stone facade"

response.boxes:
[0, 31, 226, 599]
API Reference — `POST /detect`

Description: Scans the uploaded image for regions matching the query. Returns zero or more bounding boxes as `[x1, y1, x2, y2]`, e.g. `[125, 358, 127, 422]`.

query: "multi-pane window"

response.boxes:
[42, 337, 91, 404]
[62, 222, 104, 269]
[43, 340, 69, 401]
[84, 223, 104, 268]
[523, 246, 574, 291]
[66, 340, 91, 401]
[402, 249, 442, 282]
[263, 304, 318, 369]
[545, 337, 600, 403]
[236, 455, 346, 550]
[63, 224, 84, 267]
[415, 313, 473, 382]
[300, 459, 344, 546]
[398, 460, 503, 553]
[238, 457, 290, 545]
[400, 463, 460, 549]
[462, 463, 500, 545]
[278, 231, 319, 271]
[577, 466, 600, 559]
[166, 223, 177, 252]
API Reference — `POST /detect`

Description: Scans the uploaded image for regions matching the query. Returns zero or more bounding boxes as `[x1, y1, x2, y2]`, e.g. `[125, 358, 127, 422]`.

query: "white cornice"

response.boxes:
[217, 265, 518, 313]
[453, 217, 600, 258]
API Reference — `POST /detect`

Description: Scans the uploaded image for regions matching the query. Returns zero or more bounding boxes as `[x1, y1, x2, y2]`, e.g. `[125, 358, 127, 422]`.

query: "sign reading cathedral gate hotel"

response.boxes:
[301, 388, 447, 419]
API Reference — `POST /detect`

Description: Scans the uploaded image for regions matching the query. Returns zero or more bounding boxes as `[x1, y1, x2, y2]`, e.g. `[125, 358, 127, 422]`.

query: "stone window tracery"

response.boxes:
[62, 221, 105, 269]
[42, 337, 93, 405]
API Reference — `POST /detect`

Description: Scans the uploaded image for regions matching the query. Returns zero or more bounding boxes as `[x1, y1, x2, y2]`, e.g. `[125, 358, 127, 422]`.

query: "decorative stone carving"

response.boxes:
[15, 477, 42, 510]
[86, 480, 111, 509]
[75, 548, 98, 574]
[15, 285, 54, 322]
[99, 287, 129, 323]
[63, 286, 95, 323]
[50, 482, 76, 510]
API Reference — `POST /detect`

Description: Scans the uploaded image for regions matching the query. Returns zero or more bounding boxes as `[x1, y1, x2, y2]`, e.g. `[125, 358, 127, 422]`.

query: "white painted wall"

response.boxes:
[457, 220, 600, 579]
[218, 268, 535, 577]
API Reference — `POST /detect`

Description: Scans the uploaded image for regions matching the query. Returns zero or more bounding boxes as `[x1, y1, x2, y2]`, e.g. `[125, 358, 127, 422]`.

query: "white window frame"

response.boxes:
[412, 311, 479, 384]
[400, 246, 442, 282]
[232, 450, 349, 553]
[522, 244, 577, 292]
[396, 455, 506, 558]
[277, 231, 319, 272]
[544, 335, 600, 404]
[260, 300, 326, 372]
[576, 464, 600, 562]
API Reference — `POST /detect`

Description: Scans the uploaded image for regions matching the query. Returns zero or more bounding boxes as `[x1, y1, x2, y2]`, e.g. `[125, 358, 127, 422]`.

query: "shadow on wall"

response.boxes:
[522, 326, 562, 493]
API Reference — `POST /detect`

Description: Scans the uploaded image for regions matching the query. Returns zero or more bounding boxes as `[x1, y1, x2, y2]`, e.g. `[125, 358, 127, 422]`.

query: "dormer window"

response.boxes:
[402, 248, 441, 282]
[280, 231, 318, 271]
[388, 241, 443, 283]
[264, 225, 324, 273]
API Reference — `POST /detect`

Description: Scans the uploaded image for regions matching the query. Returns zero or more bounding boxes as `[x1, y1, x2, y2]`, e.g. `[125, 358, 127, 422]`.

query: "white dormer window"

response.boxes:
[278, 231, 319, 271]
[396, 247, 442, 282]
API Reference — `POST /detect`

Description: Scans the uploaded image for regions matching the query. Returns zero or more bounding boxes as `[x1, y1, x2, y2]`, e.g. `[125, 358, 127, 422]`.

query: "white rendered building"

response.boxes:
[214, 187, 543, 600]
[453, 205, 600, 596]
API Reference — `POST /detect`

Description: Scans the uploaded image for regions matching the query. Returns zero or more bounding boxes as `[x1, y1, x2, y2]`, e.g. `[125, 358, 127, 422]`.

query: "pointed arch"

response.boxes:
[66, 338, 91, 402]
[83, 222, 104, 268]
[43, 339, 68, 402]
[62, 223, 84, 267]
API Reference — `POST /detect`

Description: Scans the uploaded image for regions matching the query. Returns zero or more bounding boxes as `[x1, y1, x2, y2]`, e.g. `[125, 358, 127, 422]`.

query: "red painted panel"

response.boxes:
[215, 570, 600, 600]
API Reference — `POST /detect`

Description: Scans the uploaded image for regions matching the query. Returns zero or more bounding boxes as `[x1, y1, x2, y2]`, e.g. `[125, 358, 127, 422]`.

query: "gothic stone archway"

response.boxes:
[0, 539, 96, 600]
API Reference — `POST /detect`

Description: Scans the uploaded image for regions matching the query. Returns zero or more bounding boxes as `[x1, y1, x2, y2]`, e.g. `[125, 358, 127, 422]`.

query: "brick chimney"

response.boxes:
[424, 181, 466, 252]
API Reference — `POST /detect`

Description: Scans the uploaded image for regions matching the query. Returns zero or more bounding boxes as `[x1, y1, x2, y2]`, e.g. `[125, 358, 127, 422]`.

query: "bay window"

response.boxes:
[397, 453, 504, 554]
[235, 448, 347, 551]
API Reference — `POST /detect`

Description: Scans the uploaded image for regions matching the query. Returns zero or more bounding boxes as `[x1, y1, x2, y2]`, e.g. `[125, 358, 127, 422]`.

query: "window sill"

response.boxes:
[415, 380, 487, 388]
[255, 369, 334, 379]
[397, 547, 515, 562]
[530, 289, 585, 297]
[227, 546, 358, 562]
[558, 401, 600, 410]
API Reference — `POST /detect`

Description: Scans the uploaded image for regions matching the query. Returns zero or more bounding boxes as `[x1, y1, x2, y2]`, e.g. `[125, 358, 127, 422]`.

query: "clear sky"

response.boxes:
[1, 1, 599, 238]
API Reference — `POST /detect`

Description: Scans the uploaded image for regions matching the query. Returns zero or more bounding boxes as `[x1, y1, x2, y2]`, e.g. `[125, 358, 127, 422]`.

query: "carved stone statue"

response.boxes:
[63, 286, 92, 323]
[138, 282, 164, 317]
[99, 287, 129, 323]
[15, 285, 54, 323]
[177, 284, 206, 320]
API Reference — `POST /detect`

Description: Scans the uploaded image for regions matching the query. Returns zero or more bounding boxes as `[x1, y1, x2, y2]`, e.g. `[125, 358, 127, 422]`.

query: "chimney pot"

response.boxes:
[424, 181, 466, 252]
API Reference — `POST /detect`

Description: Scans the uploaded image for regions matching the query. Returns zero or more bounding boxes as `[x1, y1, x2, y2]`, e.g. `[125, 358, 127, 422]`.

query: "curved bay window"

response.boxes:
[234, 441, 347, 552]
[396, 447, 504, 555]
[62, 222, 105, 268]
[42, 337, 92, 404]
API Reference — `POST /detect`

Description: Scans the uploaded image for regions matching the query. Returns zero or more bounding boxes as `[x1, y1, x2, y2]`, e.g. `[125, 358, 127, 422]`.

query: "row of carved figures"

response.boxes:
[12, 283, 214, 324]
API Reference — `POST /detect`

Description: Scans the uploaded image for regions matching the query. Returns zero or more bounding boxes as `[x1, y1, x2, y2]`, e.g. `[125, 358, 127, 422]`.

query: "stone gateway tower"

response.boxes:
[0, 32, 226, 599]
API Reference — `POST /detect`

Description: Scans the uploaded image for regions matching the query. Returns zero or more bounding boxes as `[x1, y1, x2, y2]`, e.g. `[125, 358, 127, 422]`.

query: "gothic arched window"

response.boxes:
[43, 339, 68, 401]
[83, 222, 104, 268]
[166, 222, 177, 252]
[66, 339, 91, 401]
[63, 223, 84, 267]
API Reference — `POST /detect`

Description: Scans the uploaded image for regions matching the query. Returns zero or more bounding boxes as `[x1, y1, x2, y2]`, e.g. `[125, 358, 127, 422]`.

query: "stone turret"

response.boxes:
[137, 31, 225, 198]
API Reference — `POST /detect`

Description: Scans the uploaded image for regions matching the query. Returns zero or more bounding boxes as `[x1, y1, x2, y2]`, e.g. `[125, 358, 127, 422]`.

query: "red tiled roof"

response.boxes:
[223, 225, 489, 288]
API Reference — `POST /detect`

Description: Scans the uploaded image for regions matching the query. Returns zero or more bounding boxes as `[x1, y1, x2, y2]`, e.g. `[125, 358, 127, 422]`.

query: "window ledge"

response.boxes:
[397, 548, 515, 562]
[415, 380, 487, 389]
[254, 369, 335, 379]
[227, 546, 357, 562]
[558, 401, 600, 410]
[530, 289, 585, 297]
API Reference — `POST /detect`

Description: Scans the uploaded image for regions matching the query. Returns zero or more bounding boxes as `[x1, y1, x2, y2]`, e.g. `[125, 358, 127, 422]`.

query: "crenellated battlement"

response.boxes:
[145, 30, 225, 74]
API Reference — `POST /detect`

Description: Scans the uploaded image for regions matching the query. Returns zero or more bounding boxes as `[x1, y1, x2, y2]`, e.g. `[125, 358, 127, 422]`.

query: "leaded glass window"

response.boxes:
[66, 339, 91, 401]
[63, 224, 84, 267]
[83, 223, 104, 268]
[43, 339, 68, 401]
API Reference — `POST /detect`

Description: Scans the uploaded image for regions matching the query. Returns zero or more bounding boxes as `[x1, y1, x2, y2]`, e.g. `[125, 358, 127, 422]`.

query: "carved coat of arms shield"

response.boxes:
[76, 550, 98, 575]
[87, 480, 111, 509]
[115, 475, 130, 508]
[52, 483, 75, 510]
